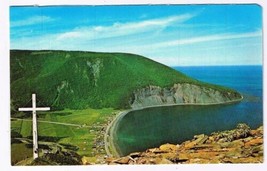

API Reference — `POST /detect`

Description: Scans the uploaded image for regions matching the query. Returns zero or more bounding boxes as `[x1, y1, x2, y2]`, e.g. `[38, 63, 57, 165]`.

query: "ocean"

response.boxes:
[112, 66, 263, 156]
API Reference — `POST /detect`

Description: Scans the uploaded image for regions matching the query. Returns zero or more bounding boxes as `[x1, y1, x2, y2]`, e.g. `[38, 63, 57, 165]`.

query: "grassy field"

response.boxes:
[11, 108, 118, 164]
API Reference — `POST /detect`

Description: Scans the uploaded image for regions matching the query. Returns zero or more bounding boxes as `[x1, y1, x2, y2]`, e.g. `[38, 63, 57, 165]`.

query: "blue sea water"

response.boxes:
[113, 66, 263, 156]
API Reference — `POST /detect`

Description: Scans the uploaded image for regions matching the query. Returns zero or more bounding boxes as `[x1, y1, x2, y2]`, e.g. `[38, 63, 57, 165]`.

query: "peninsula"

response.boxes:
[10, 50, 243, 164]
[11, 50, 242, 111]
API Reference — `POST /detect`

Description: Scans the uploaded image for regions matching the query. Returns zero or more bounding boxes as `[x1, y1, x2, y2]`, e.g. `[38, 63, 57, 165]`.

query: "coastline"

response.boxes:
[107, 123, 263, 164]
[104, 96, 243, 157]
[104, 110, 129, 157]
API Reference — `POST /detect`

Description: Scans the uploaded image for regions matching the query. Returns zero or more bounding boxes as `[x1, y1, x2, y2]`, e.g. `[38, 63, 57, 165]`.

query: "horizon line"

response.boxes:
[170, 64, 263, 67]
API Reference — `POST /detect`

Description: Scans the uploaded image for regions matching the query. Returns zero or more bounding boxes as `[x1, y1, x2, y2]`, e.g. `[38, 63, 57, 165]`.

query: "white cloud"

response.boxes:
[11, 15, 55, 27]
[56, 31, 82, 40]
[11, 12, 200, 50]
[148, 30, 262, 48]
[98, 30, 262, 56]
[56, 13, 197, 41]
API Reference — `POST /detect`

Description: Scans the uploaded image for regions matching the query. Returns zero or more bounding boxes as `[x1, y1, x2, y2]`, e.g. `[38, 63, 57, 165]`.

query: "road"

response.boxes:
[11, 117, 97, 128]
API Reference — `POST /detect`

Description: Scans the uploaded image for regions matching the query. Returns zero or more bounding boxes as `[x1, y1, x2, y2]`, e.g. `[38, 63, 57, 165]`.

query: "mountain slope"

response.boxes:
[10, 50, 241, 111]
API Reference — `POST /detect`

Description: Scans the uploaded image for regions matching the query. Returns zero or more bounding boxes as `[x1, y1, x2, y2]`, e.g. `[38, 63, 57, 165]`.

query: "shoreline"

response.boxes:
[104, 110, 130, 157]
[104, 96, 243, 157]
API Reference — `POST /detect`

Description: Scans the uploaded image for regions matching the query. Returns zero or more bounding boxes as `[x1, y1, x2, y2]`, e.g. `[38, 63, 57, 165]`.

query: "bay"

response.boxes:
[112, 66, 263, 156]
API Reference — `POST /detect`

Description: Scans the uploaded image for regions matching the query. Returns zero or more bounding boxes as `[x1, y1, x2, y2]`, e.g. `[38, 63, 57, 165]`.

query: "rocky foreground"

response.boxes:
[106, 124, 263, 164]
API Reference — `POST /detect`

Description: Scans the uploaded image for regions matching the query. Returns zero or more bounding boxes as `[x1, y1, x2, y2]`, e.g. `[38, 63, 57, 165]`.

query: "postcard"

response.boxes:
[1, 0, 266, 171]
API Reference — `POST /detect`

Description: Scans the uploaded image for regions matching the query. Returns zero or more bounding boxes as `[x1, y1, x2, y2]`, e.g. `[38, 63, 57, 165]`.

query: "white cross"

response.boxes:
[18, 94, 50, 159]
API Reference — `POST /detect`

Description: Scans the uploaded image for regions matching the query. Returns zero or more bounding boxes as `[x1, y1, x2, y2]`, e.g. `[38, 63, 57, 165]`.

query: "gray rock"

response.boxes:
[130, 83, 240, 109]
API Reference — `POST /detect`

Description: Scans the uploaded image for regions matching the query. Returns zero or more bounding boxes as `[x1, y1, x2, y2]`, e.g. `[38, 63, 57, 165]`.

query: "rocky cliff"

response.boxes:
[107, 123, 263, 164]
[130, 83, 242, 109]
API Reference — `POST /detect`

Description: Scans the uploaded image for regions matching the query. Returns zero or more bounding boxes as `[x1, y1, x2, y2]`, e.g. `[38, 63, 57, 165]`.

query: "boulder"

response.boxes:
[156, 158, 173, 164]
[114, 157, 130, 164]
[129, 152, 142, 158]
[245, 138, 263, 147]
[162, 153, 180, 163]
[159, 143, 177, 152]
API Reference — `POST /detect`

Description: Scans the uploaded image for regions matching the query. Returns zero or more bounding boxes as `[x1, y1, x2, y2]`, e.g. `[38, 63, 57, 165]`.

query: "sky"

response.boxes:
[10, 5, 262, 66]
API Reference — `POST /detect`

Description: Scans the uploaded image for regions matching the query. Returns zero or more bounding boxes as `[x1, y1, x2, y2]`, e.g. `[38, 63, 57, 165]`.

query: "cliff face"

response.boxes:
[130, 83, 242, 109]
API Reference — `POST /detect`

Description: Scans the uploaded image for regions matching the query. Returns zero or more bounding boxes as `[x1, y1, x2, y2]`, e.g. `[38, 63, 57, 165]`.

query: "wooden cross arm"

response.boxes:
[18, 107, 51, 111]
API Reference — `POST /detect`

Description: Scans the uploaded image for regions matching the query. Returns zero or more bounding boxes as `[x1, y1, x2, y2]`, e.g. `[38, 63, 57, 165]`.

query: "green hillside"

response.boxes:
[10, 50, 239, 111]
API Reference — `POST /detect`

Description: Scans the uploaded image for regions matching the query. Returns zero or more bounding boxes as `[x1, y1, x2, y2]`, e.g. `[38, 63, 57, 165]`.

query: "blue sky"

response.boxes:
[10, 5, 262, 66]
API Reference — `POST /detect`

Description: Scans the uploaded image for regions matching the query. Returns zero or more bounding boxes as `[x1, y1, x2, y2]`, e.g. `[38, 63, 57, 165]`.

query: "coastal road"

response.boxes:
[11, 117, 101, 128]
